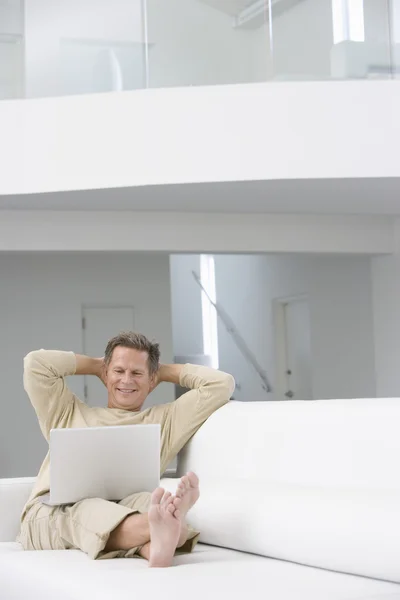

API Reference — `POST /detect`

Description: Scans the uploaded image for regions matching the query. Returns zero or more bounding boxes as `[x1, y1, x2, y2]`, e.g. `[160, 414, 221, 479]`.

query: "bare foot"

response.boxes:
[148, 488, 181, 568]
[173, 472, 200, 521]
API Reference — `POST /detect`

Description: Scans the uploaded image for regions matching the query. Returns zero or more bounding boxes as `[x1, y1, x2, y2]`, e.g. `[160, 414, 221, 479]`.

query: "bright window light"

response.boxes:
[200, 255, 219, 369]
[332, 0, 365, 44]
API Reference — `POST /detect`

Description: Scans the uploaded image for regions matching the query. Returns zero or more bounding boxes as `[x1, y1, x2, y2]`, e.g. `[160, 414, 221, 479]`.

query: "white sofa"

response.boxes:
[1, 399, 400, 600]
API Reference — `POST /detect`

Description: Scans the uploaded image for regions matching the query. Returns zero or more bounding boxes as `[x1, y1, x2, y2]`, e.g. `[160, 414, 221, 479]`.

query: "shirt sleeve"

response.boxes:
[23, 350, 77, 440]
[161, 363, 235, 461]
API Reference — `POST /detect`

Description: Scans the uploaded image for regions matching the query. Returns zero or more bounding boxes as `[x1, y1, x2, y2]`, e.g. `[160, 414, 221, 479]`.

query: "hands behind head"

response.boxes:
[97, 357, 107, 387]
[149, 366, 162, 393]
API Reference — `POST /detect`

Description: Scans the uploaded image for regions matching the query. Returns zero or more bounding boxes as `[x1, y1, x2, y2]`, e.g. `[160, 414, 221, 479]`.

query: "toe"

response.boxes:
[161, 491, 172, 504]
[151, 487, 165, 506]
[187, 472, 199, 488]
[173, 497, 182, 509]
[167, 503, 175, 514]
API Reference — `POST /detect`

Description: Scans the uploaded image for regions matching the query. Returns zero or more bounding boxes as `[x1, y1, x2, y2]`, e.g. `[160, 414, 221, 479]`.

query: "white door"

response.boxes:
[275, 297, 313, 400]
[82, 306, 135, 407]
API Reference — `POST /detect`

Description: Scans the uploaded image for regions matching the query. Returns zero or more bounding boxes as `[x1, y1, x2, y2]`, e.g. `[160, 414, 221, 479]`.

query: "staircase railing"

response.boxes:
[192, 270, 272, 394]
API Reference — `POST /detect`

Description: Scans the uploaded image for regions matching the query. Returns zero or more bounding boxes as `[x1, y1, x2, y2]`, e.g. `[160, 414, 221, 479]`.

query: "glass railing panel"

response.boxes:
[270, 0, 393, 81]
[146, 0, 271, 88]
[0, 0, 24, 99]
[0, 1, 398, 101]
[390, 0, 400, 78]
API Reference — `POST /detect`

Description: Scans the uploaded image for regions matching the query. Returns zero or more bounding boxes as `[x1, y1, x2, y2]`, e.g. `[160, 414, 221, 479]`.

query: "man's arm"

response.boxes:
[153, 364, 183, 387]
[75, 354, 104, 378]
[158, 363, 235, 462]
[24, 350, 103, 440]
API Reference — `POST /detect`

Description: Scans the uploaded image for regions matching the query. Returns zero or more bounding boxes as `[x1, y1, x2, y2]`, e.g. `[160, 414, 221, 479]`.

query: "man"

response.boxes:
[18, 332, 235, 568]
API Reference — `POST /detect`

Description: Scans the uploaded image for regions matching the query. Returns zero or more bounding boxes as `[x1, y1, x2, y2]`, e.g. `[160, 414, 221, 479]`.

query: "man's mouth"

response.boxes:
[117, 388, 137, 395]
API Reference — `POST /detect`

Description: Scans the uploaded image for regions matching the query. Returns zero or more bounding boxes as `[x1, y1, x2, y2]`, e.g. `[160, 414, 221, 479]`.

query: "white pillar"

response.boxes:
[371, 219, 400, 397]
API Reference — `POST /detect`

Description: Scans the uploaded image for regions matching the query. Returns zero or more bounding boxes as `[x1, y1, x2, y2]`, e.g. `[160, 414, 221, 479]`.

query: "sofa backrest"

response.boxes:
[176, 399, 400, 583]
[177, 399, 400, 490]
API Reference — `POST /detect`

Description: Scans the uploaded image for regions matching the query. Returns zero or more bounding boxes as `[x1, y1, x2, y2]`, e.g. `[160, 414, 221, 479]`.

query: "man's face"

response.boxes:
[105, 346, 154, 411]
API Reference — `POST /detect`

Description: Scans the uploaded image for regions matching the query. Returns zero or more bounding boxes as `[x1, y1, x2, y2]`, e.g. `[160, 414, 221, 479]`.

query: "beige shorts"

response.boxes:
[18, 491, 199, 560]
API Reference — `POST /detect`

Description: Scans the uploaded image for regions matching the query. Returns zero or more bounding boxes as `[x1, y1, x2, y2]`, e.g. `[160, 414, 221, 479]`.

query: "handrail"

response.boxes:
[192, 270, 272, 394]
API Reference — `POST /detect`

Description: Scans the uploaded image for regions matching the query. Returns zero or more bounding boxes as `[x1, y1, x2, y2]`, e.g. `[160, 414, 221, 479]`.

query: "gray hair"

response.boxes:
[104, 332, 160, 376]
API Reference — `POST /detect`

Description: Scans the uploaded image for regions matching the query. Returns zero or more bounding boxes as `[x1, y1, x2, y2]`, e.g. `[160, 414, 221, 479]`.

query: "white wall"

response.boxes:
[21, 0, 259, 98]
[0, 252, 174, 478]
[364, 0, 391, 46]
[171, 254, 377, 402]
[270, 0, 333, 79]
[12, 0, 395, 97]
[23, 0, 145, 97]
[371, 218, 400, 398]
[1, 80, 400, 195]
[371, 253, 400, 397]
[0, 0, 23, 99]
[393, 0, 400, 44]
[0, 0, 22, 34]
[169, 255, 203, 358]
[250, 21, 273, 82]
[253, 0, 392, 80]
[147, 0, 257, 88]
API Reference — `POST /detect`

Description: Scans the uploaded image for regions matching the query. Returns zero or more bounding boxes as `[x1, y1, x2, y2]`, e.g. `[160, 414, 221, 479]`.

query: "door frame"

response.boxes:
[81, 304, 135, 403]
[273, 294, 310, 401]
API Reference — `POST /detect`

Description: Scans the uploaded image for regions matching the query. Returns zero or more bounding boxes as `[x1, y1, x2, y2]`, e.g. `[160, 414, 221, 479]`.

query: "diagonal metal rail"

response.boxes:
[192, 270, 272, 394]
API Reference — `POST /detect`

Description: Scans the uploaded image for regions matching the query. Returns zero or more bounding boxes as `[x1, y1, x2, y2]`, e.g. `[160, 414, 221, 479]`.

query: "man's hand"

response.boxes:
[75, 354, 106, 386]
[150, 364, 184, 392]
[97, 358, 107, 387]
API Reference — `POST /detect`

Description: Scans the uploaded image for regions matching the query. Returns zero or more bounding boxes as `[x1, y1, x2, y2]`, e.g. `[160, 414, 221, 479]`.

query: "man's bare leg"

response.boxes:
[105, 490, 187, 554]
[144, 472, 200, 568]
[105, 473, 200, 564]
[105, 512, 150, 552]
[139, 519, 188, 562]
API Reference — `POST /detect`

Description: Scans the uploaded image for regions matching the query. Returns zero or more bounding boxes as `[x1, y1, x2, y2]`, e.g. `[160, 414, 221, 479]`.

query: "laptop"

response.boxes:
[40, 424, 160, 506]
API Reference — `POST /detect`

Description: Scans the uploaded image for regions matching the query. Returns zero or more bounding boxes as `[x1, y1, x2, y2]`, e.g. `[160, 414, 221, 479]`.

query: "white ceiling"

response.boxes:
[1, 179, 400, 215]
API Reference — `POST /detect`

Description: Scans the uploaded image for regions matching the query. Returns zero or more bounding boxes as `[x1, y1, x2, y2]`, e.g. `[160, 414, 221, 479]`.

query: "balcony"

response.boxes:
[0, 0, 399, 100]
[0, 1, 398, 199]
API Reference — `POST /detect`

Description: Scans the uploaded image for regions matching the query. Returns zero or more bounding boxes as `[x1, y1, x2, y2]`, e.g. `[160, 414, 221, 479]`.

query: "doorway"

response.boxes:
[274, 295, 313, 400]
[81, 305, 135, 407]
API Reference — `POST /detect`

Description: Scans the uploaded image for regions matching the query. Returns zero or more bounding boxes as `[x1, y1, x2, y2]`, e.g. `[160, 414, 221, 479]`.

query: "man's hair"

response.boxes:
[104, 332, 160, 376]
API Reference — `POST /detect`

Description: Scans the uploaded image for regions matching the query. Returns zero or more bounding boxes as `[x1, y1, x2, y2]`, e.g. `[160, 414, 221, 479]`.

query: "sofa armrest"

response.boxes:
[0, 478, 36, 542]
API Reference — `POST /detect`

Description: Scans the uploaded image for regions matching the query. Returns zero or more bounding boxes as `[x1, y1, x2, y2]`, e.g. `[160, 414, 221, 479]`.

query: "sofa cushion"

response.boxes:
[0, 478, 36, 542]
[163, 478, 400, 584]
[1, 542, 399, 600]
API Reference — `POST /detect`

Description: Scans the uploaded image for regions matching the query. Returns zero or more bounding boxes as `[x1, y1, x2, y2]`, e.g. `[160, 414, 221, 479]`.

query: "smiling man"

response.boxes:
[18, 332, 235, 568]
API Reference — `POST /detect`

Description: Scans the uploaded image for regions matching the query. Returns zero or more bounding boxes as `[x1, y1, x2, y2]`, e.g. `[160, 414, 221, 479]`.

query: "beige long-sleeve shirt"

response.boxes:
[21, 350, 235, 521]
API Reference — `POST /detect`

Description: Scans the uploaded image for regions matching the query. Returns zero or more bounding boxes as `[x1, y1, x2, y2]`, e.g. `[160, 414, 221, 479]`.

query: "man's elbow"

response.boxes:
[24, 349, 42, 367]
[24, 350, 38, 370]
[23, 350, 46, 379]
